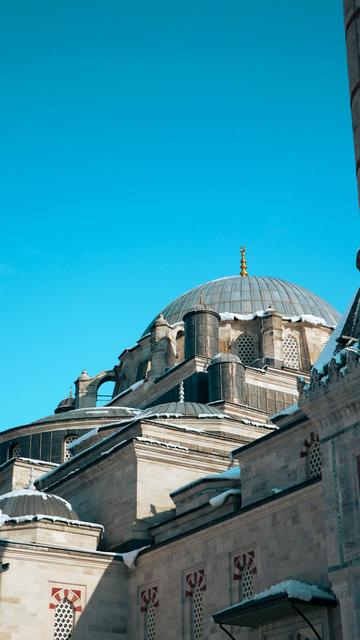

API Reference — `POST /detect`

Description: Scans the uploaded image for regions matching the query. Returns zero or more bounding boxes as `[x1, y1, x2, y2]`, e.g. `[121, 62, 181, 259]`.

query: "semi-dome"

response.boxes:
[143, 275, 339, 334]
[0, 487, 78, 520]
[139, 401, 225, 419]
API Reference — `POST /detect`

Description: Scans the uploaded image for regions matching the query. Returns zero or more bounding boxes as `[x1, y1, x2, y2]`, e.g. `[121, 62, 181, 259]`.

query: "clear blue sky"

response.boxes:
[0, 1, 359, 429]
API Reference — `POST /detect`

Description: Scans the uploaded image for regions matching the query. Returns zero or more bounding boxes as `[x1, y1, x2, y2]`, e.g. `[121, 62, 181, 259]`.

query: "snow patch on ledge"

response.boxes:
[209, 489, 241, 507]
[216, 580, 336, 616]
[67, 428, 99, 449]
[172, 466, 241, 495]
[270, 404, 299, 420]
[242, 580, 336, 605]
[0, 512, 104, 530]
[135, 437, 189, 452]
[220, 311, 334, 328]
[120, 545, 151, 569]
[2, 457, 59, 468]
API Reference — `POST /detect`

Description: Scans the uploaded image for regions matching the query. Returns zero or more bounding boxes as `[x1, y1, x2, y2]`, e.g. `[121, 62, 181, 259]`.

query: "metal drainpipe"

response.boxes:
[219, 623, 237, 640]
[290, 602, 322, 640]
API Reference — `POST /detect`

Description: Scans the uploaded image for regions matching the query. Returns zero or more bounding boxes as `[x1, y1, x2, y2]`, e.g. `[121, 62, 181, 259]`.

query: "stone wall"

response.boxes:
[128, 483, 337, 639]
[0, 541, 127, 639]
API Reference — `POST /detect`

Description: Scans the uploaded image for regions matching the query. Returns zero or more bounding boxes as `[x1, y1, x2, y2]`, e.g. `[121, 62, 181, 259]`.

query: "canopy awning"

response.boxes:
[213, 581, 337, 629]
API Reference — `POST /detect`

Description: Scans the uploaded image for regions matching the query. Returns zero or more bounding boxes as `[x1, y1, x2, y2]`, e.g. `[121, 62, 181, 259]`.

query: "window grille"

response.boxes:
[237, 334, 256, 365]
[283, 334, 300, 369]
[308, 441, 322, 479]
[64, 436, 78, 461]
[9, 442, 21, 459]
[145, 601, 156, 640]
[191, 585, 204, 640]
[53, 598, 74, 639]
[240, 567, 254, 600]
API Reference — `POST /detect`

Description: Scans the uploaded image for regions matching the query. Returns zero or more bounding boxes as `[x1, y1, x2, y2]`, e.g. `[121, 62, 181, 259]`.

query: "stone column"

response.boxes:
[150, 314, 170, 378]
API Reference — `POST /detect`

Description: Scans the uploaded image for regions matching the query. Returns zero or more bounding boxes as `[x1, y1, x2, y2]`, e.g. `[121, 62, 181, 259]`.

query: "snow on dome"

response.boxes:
[0, 487, 79, 521]
[139, 401, 225, 420]
[143, 275, 339, 335]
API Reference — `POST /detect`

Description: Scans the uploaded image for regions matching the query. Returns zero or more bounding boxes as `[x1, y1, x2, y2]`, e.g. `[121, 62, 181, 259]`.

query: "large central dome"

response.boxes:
[144, 275, 339, 334]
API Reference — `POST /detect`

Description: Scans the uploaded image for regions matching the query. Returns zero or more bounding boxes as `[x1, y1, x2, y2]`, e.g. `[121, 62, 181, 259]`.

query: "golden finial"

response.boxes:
[240, 246, 248, 277]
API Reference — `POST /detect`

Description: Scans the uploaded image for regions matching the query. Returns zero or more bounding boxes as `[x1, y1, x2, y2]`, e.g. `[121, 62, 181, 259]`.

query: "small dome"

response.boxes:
[55, 396, 75, 414]
[31, 405, 139, 425]
[139, 401, 224, 419]
[143, 275, 339, 335]
[0, 488, 78, 520]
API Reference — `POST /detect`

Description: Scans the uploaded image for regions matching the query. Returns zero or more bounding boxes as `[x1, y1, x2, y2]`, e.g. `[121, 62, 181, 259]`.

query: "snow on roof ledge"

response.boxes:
[0, 513, 104, 530]
[215, 580, 335, 615]
[219, 311, 334, 327]
[270, 404, 299, 421]
[171, 466, 241, 497]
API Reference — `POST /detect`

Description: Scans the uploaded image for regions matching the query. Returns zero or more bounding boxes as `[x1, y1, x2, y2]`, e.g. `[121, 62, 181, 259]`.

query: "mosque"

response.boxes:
[1, 3, 360, 639]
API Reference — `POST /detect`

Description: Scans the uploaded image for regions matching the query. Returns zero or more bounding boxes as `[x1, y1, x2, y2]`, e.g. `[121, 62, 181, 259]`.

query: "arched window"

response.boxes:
[140, 585, 159, 640]
[53, 598, 74, 639]
[176, 330, 185, 362]
[63, 435, 78, 462]
[136, 360, 150, 382]
[308, 441, 322, 479]
[185, 570, 206, 640]
[9, 442, 21, 459]
[283, 334, 300, 369]
[237, 334, 256, 365]
[96, 380, 115, 406]
[233, 550, 257, 601]
[191, 585, 204, 640]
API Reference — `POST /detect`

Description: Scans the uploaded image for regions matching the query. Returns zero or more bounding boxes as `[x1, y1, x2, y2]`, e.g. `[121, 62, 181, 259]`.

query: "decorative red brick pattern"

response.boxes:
[49, 587, 82, 612]
[233, 550, 257, 581]
[185, 569, 206, 597]
[140, 586, 159, 613]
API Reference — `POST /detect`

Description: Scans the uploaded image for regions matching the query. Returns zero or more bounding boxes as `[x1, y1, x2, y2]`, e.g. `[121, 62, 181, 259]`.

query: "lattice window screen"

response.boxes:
[53, 598, 74, 639]
[237, 334, 256, 365]
[240, 567, 254, 600]
[64, 436, 78, 461]
[145, 601, 156, 640]
[191, 585, 204, 640]
[283, 334, 300, 369]
[10, 443, 21, 458]
[308, 441, 322, 479]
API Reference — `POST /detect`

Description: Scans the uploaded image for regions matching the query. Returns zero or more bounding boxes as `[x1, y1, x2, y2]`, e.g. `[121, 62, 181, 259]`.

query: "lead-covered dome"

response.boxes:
[0, 488, 78, 520]
[139, 401, 225, 419]
[143, 275, 339, 334]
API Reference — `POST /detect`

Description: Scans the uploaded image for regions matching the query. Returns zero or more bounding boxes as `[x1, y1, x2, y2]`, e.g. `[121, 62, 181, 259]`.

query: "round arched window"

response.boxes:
[237, 334, 256, 365]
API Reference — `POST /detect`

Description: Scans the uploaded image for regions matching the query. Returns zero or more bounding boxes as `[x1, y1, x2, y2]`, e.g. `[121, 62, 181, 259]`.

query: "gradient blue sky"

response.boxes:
[0, 1, 359, 429]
